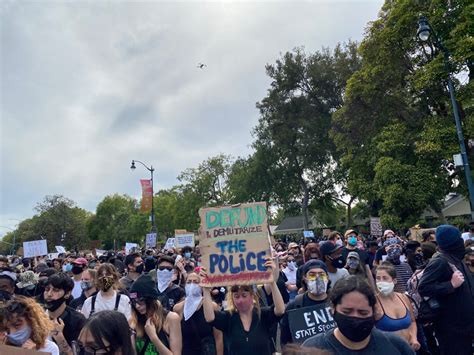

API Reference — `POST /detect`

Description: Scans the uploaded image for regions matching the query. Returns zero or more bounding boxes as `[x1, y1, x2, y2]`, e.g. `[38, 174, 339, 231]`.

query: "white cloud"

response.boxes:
[0, 0, 383, 232]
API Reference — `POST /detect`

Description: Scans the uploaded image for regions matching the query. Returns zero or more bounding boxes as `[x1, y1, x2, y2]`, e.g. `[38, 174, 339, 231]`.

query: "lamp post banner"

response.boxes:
[198, 202, 272, 287]
[140, 179, 153, 212]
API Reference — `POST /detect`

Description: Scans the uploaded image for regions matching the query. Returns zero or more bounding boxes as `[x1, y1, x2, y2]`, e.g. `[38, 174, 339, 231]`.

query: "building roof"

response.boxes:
[273, 215, 326, 235]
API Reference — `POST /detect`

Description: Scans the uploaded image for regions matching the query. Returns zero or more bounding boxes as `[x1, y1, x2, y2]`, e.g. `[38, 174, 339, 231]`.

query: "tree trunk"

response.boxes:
[346, 197, 354, 229]
[300, 178, 310, 230]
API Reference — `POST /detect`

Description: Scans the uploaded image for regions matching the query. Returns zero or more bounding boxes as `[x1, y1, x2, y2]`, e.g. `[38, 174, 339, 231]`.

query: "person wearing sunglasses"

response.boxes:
[3, 295, 59, 354]
[74, 310, 135, 355]
[173, 271, 224, 355]
[129, 274, 182, 355]
[155, 255, 185, 311]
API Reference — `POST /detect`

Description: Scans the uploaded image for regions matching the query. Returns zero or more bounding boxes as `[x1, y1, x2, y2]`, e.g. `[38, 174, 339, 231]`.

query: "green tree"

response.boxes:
[254, 43, 361, 228]
[88, 194, 148, 249]
[331, 0, 472, 227]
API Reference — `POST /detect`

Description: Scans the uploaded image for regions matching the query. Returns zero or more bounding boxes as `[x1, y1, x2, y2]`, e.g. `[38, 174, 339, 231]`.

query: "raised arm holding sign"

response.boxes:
[198, 202, 273, 287]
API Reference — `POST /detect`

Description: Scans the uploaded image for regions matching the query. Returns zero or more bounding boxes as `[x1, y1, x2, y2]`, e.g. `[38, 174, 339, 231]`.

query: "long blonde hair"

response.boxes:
[5, 296, 54, 349]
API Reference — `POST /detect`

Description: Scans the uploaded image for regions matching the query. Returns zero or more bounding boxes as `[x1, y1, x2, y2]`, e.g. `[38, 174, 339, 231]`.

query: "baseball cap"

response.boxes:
[319, 241, 342, 257]
[72, 257, 88, 265]
[288, 242, 299, 249]
[344, 229, 358, 238]
[347, 251, 360, 260]
[383, 229, 395, 237]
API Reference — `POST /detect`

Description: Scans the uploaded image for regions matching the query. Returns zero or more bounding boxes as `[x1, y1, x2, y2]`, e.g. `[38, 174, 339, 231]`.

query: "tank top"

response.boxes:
[181, 306, 215, 355]
[376, 293, 412, 332]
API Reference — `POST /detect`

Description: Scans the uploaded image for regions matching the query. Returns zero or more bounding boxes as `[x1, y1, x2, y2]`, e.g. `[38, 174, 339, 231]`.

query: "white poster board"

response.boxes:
[55, 246, 66, 253]
[95, 249, 106, 256]
[175, 233, 195, 248]
[164, 238, 176, 250]
[146, 233, 157, 248]
[48, 253, 59, 260]
[23, 240, 48, 258]
[125, 243, 139, 255]
[303, 230, 314, 238]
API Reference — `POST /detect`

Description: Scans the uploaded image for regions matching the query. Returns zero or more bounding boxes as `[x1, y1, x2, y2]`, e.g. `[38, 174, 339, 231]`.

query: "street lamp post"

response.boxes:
[417, 15, 474, 220]
[131, 160, 157, 232]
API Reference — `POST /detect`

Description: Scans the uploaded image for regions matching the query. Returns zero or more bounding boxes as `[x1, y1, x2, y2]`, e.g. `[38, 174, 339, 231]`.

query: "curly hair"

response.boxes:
[5, 295, 53, 349]
[96, 263, 120, 290]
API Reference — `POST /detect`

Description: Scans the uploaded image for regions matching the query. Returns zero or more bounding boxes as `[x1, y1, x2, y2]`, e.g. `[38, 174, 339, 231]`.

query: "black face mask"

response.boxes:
[45, 296, 66, 312]
[71, 266, 83, 275]
[135, 264, 144, 274]
[414, 253, 425, 268]
[329, 256, 345, 269]
[334, 311, 375, 342]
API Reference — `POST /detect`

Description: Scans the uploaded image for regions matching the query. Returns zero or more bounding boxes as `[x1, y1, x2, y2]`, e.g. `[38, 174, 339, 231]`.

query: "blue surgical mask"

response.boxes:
[62, 263, 72, 272]
[7, 325, 32, 346]
[184, 252, 191, 259]
[348, 236, 357, 246]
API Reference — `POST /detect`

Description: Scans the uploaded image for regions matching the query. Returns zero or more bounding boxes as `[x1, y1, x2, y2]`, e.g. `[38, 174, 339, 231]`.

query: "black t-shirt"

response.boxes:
[262, 271, 289, 305]
[157, 284, 185, 311]
[280, 293, 329, 346]
[303, 328, 414, 354]
[59, 306, 87, 346]
[375, 247, 386, 262]
[211, 306, 282, 355]
[69, 291, 98, 311]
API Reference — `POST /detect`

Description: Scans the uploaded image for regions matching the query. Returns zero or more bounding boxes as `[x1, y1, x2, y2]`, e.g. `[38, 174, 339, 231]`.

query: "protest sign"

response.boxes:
[198, 202, 272, 287]
[303, 230, 314, 238]
[164, 238, 176, 250]
[0, 344, 51, 355]
[95, 249, 106, 256]
[48, 253, 59, 260]
[23, 240, 48, 258]
[55, 245, 66, 253]
[175, 233, 195, 248]
[409, 227, 435, 242]
[370, 217, 383, 237]
[146, 233, 157, 248]
[125, 242, 139, 255]
[288, 303, 336, 344]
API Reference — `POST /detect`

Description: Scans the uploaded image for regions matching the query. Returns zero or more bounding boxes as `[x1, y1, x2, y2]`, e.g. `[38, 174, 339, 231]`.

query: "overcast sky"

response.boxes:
[0, 0, 383, 235]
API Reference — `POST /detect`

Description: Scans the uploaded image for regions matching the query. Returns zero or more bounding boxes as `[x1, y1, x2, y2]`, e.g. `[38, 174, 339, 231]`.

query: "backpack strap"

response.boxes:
[114, 293, 122, 311]
[90, 295, 97, 316]
[294, 293, 305, 308]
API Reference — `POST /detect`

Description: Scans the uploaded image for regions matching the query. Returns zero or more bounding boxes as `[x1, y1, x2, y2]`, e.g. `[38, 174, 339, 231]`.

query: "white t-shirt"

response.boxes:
[81, 291, 131, 320]
[39, 339, 60, 355]
[282, 267, 297, 284]
[72, 279, 82, 299]
[328, 268, 349, 286]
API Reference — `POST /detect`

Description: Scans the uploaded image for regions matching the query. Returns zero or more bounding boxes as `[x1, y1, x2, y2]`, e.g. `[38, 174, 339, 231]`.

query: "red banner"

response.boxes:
[140, 179, 153, 212]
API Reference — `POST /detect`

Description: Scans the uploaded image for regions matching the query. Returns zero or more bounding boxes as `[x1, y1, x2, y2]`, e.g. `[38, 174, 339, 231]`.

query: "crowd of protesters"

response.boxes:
[0, 223, 472, 355]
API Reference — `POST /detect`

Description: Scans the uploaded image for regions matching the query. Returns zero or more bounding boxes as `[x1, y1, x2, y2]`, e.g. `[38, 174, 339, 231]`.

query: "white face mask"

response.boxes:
[376, 281, 395, 295]
[287, 261, 296, 271]
[335, 239, 343, 247]
[157, 269, 173, 293]
[184, 283, 202, 321]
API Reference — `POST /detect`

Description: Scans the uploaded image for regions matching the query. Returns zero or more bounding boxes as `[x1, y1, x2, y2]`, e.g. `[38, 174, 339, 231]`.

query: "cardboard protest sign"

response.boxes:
[288, 304, 336, 343]
[164, 238, 176, 250]
[0, 344, 51, 355]
[146, 233, 157, 248]
[55, 245, 66, 253]
[198, 202, 272, 287]
[175, 233, 195, 248]
[370, 217, 383, 237]
[125, 242, 139, 255]
[23, 240, 48, 258]
[409, 227, 435, 242]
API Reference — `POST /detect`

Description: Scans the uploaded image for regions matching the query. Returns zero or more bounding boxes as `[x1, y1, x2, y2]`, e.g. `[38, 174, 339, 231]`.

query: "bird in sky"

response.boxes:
[197, 63, 207, 69]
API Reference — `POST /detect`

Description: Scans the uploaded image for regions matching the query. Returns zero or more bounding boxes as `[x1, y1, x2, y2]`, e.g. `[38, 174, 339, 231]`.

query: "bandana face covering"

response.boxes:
[184, 284, 202, 321]
[7, 325, 32, 346]
[307, 276, 328, 295]
[157, 269, 173, 293]
[98, 276, 115, 291]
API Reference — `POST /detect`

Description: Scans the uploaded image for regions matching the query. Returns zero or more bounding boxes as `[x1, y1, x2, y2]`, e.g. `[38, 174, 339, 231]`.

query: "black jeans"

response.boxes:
[435, 328, 472, 355]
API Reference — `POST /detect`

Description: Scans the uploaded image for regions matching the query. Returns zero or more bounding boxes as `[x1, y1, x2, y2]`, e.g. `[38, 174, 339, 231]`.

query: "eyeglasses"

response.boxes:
[186, 279, 200, 284]
[131, 297, 147, 306]
[158, 266, 173, 271]
[72, 341, 111, 355]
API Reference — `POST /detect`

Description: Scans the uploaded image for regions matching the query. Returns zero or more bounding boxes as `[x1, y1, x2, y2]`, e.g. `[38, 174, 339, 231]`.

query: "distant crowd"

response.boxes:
[0, 223, 473, 355]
